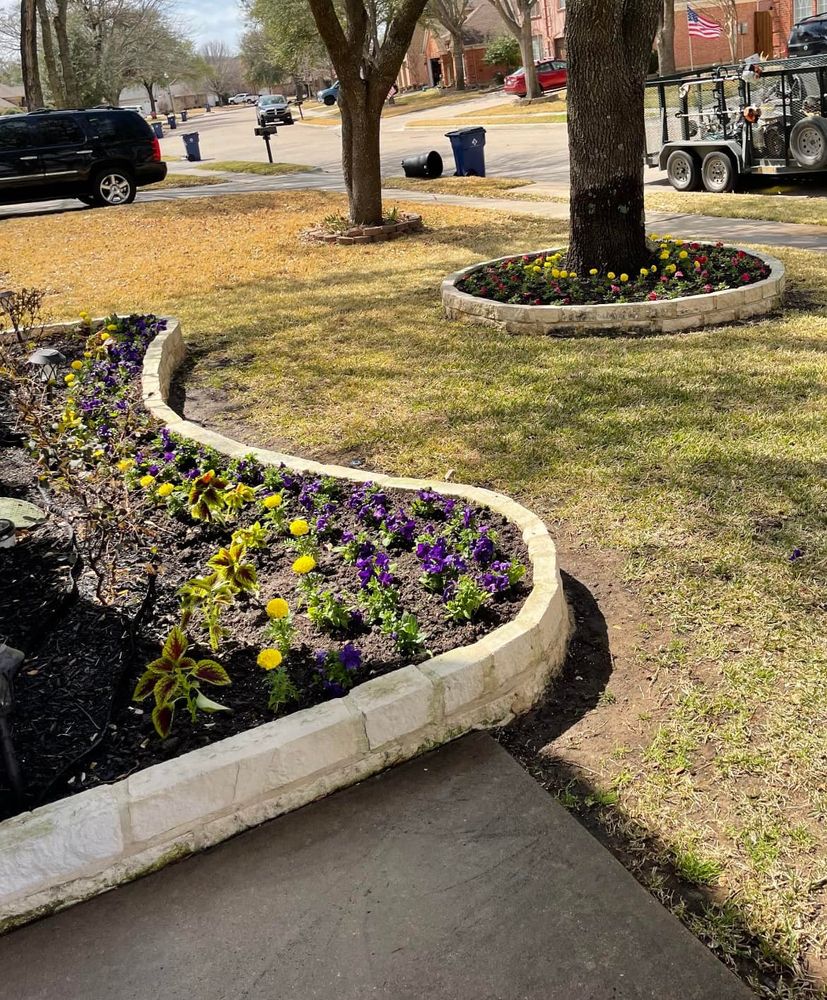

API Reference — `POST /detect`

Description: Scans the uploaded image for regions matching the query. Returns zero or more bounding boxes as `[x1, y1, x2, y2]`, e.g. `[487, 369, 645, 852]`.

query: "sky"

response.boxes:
[175, 1, 246, 49]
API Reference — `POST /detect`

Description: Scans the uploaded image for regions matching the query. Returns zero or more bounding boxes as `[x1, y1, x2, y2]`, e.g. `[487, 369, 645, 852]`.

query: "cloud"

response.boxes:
[176, 0, 245, 48]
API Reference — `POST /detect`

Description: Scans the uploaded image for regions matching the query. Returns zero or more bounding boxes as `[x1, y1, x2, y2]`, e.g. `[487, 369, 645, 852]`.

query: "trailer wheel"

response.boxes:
[790, 117, 827, 169]
[666, 150, 700, 192]
[701, 151, 735, 193]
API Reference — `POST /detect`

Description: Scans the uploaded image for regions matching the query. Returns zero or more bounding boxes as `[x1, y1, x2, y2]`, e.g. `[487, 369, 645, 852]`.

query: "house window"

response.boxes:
[818, 0, 827, 13]
[532, 35, 544, 60]
[559, 0, 566, 8]
[794, 0, 813, 23]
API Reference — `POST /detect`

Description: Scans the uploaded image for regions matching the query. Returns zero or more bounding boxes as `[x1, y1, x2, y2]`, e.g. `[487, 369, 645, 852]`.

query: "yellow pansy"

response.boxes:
[139, 474, 156, 488]
[640, 267, 649, 276]
[620, 274, 629, 283]
[589, 268, 598, 276]
[257, 648, 283, 671]
[106, 323, 118, 332]
[70, 360, 83, 371]
[607, 272, 616, 280]
[262, 493, 282, 509]
[99, 331, 111, 341]
[64, 373, 76, 385]
[551, 268, 560, 279]
[660, 251, 670, 260]
[292, 554, 316, 575]
[157, 482, 174, 498]
[117, 458, 134, 472]
[266, 598, 290, 620]
[679, 250, 688, 259]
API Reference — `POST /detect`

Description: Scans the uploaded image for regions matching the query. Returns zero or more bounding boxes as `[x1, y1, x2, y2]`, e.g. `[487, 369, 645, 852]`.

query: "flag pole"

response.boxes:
[688, 22, 695, 71]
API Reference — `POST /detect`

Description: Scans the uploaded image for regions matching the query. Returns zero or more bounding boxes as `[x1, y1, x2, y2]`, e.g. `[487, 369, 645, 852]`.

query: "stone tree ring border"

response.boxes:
[0, 318, 572, 934]
[441, 246, 785, 337]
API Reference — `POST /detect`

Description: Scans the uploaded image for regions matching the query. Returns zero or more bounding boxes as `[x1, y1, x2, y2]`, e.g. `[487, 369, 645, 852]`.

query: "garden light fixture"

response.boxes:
[27, 347, 65, 383]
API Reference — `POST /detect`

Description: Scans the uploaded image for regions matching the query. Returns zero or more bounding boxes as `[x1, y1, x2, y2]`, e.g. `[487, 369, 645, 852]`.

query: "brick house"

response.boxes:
[399, 1, 517, 89]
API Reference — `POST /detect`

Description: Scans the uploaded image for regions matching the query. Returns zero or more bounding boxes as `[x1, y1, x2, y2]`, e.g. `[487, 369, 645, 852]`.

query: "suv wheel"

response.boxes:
[92, 168, 136, 206]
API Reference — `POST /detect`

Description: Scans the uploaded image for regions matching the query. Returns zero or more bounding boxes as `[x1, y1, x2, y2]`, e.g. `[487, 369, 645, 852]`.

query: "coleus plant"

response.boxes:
[187, 470, 229, 522]
[133, 626, 231, 738]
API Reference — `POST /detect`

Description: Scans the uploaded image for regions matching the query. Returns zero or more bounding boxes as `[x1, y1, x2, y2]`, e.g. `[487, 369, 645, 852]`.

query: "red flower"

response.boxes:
[703, 283, 713, 293]
[647, 291, 658, 301]
[741, 273, 751, 282]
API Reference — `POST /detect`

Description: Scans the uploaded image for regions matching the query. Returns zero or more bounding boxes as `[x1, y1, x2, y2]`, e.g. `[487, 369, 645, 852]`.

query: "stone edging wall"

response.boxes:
[0, 319, 571, 933]
[441, 247, 785, 336]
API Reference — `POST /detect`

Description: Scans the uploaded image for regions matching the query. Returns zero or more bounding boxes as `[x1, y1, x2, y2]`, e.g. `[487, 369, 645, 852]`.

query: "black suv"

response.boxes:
[0, 108, 166, 208]
[789, 14, 827, 56]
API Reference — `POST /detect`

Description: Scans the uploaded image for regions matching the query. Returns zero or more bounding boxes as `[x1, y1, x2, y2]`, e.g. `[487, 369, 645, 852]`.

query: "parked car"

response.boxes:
[0, 108, 166, 208]
[504, 60, 567, 97]
[788, 13, 827, 55]
[317, 81, 340, 106]
[229, 93, 257, 105]
[256, 94, 294, 126]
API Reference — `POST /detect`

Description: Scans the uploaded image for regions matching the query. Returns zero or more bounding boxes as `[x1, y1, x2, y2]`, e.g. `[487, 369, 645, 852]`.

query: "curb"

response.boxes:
[441, 246, 786, 336]
[0, 319, 571, 933]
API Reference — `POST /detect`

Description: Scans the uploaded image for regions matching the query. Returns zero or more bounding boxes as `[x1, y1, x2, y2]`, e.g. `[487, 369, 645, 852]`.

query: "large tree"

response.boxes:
[247, 0, 331, 79]
[198, 40, 244, 103]
[240, 26, 284, 93]
[655, 0, 675, 77]
[425, 0, 472, 90]
[488, 0, 539, 99]
[296, 0, 431, 225]
[135, 15, 197, 114]
[20, 0, 43, 108]
[566, 0, 661, 274]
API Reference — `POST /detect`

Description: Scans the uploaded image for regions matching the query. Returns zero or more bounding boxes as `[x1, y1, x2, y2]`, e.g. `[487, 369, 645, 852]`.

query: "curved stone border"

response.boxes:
[0, 318, 570, 933]
[305, 212, 423, 245]
[442, 246, 785, 336]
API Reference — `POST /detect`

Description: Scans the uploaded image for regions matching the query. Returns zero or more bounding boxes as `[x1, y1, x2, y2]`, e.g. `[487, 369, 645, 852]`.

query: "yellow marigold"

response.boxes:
[551, 268, 560, 279]
[106, 323, 118, 332]
[292, 554, 316, 575]
[64, 373, 76, 385]
[660, 251, 670, 260]
[589, 268, 598, 276]
[262, 493, 282, 509]
[678, 250, 688, 259]
[92, 449, 104, 460]
[99, 331, 111, 341]
[139, 474, 156, 488]
[607, 271, 616, 280]
[559, 269, 569, 279]
[257, 648, 283, 671]
[674, 239, 684, 246]
[70, 360, 83, 371]
[157, 482, 174, 498]
[266, 598, 290, 619]
[640, 267, 649, 276]
[620, 274, 629, 283]
[117, 458, 134, 472]
[78, 310, 91, 321]
[569, 272, 577, 280]
[667, 264, 677, 273]
[289, 518, 310, 537]
[651, 265, 658, 273]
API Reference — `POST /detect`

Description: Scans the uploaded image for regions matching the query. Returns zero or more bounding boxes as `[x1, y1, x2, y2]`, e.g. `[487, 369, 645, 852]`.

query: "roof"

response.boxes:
[0, 83, 25, 99]
[429, 0, 508, 50]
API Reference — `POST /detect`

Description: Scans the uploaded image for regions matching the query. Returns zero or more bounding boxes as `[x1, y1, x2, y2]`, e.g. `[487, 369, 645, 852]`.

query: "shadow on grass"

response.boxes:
[496, 572, 824, 1000]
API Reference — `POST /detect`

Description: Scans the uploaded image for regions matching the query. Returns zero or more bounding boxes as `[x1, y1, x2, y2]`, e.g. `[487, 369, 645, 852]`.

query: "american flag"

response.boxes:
[687, 6, 722, 38]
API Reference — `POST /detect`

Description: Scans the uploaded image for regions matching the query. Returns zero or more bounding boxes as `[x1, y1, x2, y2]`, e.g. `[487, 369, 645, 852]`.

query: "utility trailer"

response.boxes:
[645, 53, 827, 191]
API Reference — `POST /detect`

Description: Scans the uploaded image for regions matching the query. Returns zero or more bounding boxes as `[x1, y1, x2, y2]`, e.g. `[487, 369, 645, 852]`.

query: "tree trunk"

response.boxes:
[340, 88, 384, 225]
[20, 0, 44, 110]
[36, 0, 63, 107]
[655, 0, 676, 76]
[520, 15, 540, 99]
[566, 0, 661, 274]
[53, 0, 79, 108]
[451, 32, 465, 90]
[143, 80, 157, 115]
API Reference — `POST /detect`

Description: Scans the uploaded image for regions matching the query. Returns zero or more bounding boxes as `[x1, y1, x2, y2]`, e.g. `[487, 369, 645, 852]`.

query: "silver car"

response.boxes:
[256, 95, 294, 126]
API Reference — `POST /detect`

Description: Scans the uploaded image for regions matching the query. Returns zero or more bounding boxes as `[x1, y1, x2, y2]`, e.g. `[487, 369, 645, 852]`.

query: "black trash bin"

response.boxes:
[152, 121, 164, 139]
[401, 150, 443, 179]
[182, 132, 201, 161]
[181, 109, 189, 123]
[166, 114, 177, 130]
[445, 127, 486, 176]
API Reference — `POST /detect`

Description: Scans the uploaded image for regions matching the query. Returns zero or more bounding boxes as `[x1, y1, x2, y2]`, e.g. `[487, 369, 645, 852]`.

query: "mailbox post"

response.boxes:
[254, 123, 279, 163]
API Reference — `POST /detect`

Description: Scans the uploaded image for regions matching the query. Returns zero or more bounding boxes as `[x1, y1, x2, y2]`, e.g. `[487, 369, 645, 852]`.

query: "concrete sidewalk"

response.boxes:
[0, 734, 752, 1000]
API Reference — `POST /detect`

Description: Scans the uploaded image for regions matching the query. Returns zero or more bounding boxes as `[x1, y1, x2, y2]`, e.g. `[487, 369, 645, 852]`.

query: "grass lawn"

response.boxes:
[4, 190, 827, 998]
[641, 187, 827, 228]
[382, 176, 543, 199]
[198, 160, 316, 175]
[146, 174, 229, 190]
[305, 88, 496, 126]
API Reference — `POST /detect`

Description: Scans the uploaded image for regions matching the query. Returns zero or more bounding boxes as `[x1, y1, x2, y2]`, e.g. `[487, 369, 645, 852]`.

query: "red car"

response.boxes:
[504, 60, 567, 97]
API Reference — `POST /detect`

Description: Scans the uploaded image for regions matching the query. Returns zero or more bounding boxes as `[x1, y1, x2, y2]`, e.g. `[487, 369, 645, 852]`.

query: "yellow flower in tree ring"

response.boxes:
[262, 493, 282, 509]
[620, 274, 629, 283]
[266, 598, 290, 620]
[289, 518, 310, 537]
[640, 267, 649, 276]
[660, 251, 670, 260]
[292, 554, 316, 575]
[257, 648, 283, 671]
[157, 482, 174, 498]
[117, 458, 134, 472]
[139, 474, 156, 489]
[607, 272, 616, 280]
[569, 272, 577, 280]
[70, 360, 83, 371]
[589, 268, 598, 276]
[559, 269, 569, 279]
[679, 250, 688, 259]
[551, 268, 560, 279]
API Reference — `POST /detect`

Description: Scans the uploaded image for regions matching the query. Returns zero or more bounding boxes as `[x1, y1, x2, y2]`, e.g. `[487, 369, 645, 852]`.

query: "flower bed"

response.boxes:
[3, 314, 534, 813]
[457, 238, 770, 306]
[303, 211, 423, 245]
[442, 241, 785, 337]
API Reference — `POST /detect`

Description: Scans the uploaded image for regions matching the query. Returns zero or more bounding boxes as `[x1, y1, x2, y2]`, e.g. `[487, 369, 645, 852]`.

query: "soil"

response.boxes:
[0, 355, 530, 820]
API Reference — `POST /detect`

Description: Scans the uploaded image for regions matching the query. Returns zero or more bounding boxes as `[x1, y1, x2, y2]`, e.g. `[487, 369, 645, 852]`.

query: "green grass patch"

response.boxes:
[382, 176, 542, 199]
[201, 160, 316, 175]
[146, 174, 229, 190]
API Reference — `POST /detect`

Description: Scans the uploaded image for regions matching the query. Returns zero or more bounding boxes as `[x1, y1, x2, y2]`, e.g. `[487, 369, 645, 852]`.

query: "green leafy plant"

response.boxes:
[267, 665, 299, 713]
[264, 615, 296, 655]
[445, 576, 489, 622]
[207, 541, 258, 593]
[133, 626, 231, 738]
[361, 578, 400, 623]
[188, 469, 229, 522]
[223, 482, 257, 516]
[179, 573, 236, 651]
[232, 521, 269, 550]
[388, 611, 428, 657]
[307, 588, 354, 632]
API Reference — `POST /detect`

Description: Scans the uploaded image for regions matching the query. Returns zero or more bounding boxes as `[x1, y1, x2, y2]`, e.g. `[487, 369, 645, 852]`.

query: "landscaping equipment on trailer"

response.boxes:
[645, 53, 827, 191]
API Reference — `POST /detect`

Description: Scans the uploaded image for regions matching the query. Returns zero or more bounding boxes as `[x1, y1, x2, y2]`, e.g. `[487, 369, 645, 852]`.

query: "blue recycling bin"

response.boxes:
[445, 126, 486, 176]
[166, 114, 177, 129]
[182, 132, 201, 161]
[181, 109, 188, 123]
[152, 121, 164, 139]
